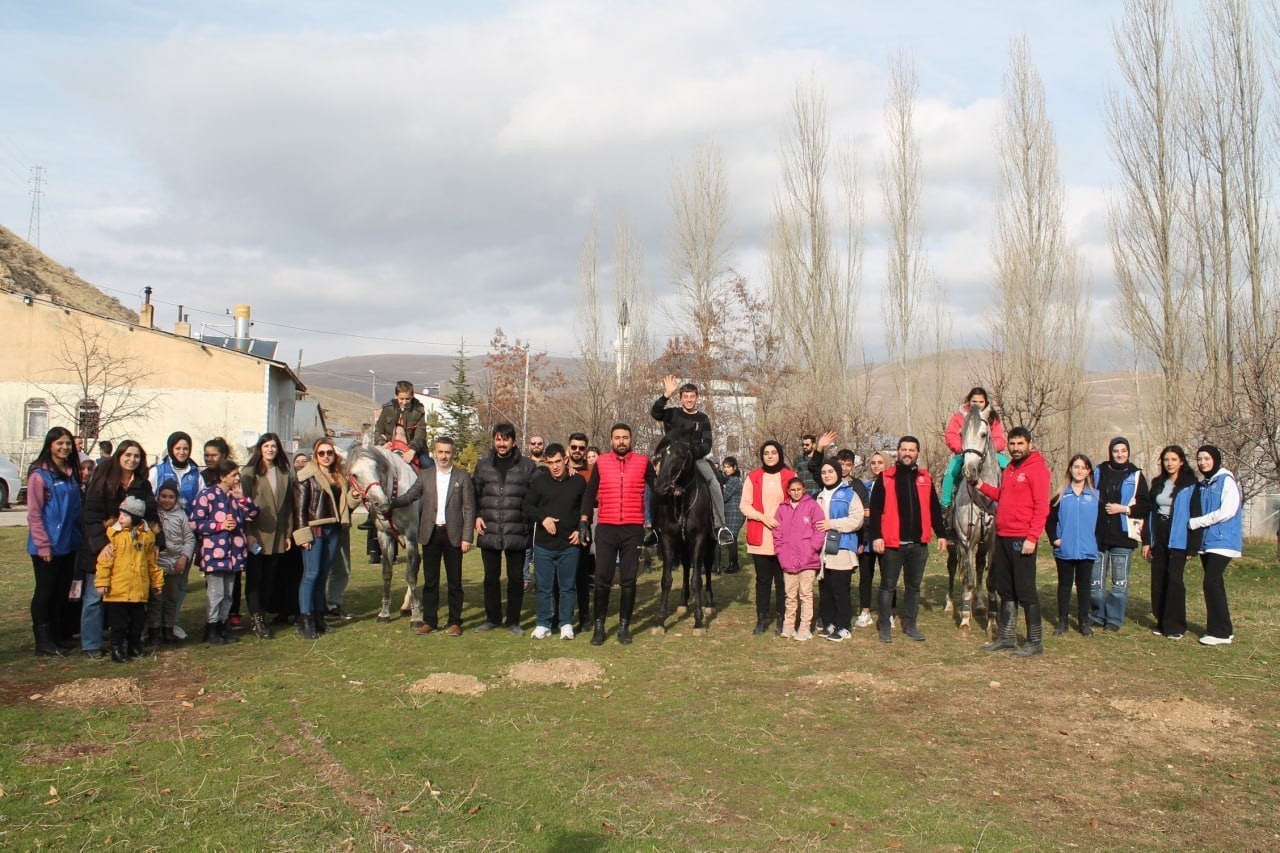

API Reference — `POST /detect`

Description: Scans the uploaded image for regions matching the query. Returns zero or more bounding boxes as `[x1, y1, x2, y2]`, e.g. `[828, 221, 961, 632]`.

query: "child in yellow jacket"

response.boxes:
[95, 496, 162, 663]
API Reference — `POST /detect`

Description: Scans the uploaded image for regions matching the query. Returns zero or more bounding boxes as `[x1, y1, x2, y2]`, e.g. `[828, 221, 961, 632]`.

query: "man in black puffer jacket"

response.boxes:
[473, 422, 538, 634]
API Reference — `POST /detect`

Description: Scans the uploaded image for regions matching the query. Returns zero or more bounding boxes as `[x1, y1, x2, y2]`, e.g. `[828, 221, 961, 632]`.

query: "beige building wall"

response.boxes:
[1, 291, 299, 468]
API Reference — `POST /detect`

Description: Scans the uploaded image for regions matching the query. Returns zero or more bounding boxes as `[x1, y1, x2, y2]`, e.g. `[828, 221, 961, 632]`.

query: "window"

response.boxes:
[77, 399, 101, 441]
[24, 398, 48, 439]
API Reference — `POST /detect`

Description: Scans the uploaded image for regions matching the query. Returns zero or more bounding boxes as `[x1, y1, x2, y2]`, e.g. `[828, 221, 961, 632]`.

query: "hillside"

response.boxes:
[0, 224, 136, 322]
[299, 352, 582, 401]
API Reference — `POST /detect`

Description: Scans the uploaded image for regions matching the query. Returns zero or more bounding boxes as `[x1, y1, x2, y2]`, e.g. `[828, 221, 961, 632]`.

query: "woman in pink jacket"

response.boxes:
[772, 477, 826, 641]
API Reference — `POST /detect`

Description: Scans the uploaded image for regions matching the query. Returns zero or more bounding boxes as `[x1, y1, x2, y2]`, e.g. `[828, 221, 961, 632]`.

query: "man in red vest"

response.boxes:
[578, 423, 651, 646]
[866, 435, 947, 644]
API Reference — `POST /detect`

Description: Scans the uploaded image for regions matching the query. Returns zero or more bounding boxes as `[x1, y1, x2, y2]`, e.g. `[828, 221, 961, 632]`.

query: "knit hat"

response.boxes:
[119, 496, 146, 523]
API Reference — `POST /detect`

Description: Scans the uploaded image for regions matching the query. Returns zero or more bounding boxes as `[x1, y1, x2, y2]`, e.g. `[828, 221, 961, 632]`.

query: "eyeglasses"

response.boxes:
[529, 442, 544, 448]
[316, 449, 335, 458]
[569, 444, 586, 450]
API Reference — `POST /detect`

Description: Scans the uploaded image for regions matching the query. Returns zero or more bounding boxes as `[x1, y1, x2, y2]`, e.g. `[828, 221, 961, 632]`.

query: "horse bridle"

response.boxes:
[349, 464, 402, 542]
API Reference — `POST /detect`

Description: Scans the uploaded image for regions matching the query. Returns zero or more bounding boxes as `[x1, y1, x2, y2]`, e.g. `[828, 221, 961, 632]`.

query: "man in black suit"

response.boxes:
[410, 437, 475, 636]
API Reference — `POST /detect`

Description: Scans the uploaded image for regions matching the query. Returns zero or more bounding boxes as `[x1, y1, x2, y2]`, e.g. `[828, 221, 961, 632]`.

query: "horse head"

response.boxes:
[652, 438, 695, 497]
[960, 403, 998, 484]
[348, 446, 392, 514]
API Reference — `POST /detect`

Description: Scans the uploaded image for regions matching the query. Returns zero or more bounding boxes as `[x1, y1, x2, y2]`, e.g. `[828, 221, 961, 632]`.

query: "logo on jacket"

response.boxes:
[1016, 473, 1027, 482]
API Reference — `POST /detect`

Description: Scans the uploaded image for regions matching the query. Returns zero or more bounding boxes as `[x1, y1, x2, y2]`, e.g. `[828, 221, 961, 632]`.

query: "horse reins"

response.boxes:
[349, 467, 402, 543]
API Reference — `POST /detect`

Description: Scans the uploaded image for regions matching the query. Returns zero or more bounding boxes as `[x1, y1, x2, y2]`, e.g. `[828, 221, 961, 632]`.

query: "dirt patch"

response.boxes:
[42, 677, 141, 708]
[505, 657, 604, 688]
[1109, 696, 1246, 732]
[18, 741, 113, 765]
[408, 673, 487, 697]
[797, 670, 899, 692]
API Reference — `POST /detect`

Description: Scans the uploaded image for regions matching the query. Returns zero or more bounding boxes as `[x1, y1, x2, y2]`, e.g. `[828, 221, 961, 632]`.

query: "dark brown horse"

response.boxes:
[651, 437, 715, 631]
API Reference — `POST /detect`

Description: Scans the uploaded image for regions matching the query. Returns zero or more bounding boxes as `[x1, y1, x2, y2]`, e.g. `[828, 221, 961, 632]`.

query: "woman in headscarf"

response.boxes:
[1187, 445, 1241, 646]
[1091, 437, 1152, 632]
[739, 440, 795, 635]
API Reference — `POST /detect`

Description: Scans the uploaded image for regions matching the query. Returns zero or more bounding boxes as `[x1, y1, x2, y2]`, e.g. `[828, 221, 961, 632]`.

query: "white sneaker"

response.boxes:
[530, 626, 552, 640]
[1198, 634, 1234, 646]
[172, 625, 188, 640]
[854, 611, 874, 629]
[780, 627, 797, 639]
[795, 628, 813, 641]
[560, 624, 575, 640]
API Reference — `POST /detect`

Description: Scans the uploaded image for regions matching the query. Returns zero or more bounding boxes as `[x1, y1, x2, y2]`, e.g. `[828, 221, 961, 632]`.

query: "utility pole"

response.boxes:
[27, 166, 45, 247]
[368, 369, 377, 405]
[520, 344, 530, 444]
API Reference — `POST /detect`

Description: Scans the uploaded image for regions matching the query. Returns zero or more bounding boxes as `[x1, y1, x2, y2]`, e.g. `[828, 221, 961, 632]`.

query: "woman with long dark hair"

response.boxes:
[78, 440, 158, 659]
[240, 433, 295, 639]
[26, 426, 82, 655]
[1188, 446, 1242, 646]
[739, 440, 794, 635]
[1142, 446, 1197, 640]
[1048, 454, 1099, 636]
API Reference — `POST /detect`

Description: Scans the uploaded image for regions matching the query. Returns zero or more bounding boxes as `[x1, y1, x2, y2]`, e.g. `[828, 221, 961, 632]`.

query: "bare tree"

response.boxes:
[882, 51, 926, 434]
[766, 76, 862, 430]
[38, 317, 161, 441]
[989, 36, 1090, 465]
[571, 219, 617, 445]
[1106, 0, 1192, 444]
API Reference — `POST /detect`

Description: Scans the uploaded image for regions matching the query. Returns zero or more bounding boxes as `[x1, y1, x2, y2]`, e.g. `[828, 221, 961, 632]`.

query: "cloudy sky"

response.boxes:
[0, 0, 1136, 372]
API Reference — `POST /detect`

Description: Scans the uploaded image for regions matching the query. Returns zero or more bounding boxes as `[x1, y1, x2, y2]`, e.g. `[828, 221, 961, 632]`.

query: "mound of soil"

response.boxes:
[505, 658, 603, 688]
[43, 677, 142, 708]
[1109, 696, 1244, 731]
[408, 673, 487, 697]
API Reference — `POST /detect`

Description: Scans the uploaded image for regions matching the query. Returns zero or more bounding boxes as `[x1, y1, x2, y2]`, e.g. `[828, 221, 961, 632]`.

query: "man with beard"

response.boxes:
[473, 423, 538, 635]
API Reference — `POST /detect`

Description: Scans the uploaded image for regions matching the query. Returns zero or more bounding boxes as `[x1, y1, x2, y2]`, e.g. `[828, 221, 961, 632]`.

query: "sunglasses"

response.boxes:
[316, 449, 335, 458]
[569, 444, 586, 450]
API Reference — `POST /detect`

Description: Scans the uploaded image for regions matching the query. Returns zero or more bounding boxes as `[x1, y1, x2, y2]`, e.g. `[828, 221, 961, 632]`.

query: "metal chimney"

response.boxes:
[232, 304, 251, 351]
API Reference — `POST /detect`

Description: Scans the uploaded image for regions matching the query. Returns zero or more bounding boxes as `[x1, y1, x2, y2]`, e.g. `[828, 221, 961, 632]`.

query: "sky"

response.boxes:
[0, 0, 1138, 374]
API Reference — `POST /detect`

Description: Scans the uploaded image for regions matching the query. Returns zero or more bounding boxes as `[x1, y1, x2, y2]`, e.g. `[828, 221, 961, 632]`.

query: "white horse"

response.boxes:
[944, 403, 999, 636]
[347, 446, 423, 627]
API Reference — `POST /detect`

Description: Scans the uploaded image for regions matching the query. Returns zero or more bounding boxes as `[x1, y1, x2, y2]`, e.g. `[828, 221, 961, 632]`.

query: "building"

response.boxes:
[1, 288, 304, 469]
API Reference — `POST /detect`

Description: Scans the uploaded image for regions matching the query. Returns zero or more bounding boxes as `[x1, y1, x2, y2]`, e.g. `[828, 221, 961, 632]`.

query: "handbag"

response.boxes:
[1125, 481, 1144, 544]
[824, 529, 842, 555]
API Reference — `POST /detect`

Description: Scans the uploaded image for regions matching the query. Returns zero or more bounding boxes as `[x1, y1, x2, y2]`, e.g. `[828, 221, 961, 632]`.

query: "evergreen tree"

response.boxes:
[442, 341, 479, 468]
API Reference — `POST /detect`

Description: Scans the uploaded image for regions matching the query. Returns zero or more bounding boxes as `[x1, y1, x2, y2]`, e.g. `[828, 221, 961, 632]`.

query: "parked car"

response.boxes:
[0, 453, 23, 508]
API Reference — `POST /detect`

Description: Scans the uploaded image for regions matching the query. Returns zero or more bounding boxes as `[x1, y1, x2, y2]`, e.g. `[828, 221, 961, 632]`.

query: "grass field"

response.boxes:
[1, 526, 1277, 851]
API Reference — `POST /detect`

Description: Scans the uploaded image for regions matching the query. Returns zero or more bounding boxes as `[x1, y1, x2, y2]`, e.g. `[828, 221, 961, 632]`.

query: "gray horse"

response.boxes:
[347, 446, 423, 627]
[944, 403, 999, 636]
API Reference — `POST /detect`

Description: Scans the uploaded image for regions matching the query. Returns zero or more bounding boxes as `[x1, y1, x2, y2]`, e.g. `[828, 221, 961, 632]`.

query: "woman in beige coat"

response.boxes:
[240, 433, 295, 640]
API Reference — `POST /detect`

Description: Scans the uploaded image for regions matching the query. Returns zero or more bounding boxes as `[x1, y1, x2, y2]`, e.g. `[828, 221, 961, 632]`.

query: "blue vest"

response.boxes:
[1052, 486, 1099, 561]
[27, 467, 83, 556]
[826, 483, 861, 553]
[1093, 466, 1140, 535]
[1150, 483, 1193, 551]
[153, 458, 203, 510]
[1197, 470, 1243, 553]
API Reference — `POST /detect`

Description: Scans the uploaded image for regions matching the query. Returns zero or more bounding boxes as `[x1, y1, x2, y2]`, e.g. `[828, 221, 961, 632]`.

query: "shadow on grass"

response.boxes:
[543, 829, 613, 852]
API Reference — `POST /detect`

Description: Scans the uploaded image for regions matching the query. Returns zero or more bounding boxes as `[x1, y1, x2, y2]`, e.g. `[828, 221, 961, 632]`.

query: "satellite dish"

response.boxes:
[240, 429, 261, 452]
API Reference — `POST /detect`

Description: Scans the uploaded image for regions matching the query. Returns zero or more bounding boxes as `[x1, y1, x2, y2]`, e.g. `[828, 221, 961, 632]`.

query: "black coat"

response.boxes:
[76, 476, 160, 581]
[473, 449, 538, 550]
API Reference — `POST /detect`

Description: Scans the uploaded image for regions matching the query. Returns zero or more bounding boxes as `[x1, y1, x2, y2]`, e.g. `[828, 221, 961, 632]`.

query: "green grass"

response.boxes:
[1, 528, 1278, 850]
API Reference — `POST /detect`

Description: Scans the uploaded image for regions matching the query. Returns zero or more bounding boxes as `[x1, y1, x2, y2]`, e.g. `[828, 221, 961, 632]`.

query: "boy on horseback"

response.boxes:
[650, 375, 733, 545]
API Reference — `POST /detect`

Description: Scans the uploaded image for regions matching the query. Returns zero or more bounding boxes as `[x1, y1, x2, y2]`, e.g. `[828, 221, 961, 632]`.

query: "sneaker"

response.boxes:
[716, 526, 734, 545]
[827, 628, 851, 642]
[1199, 634, 1234, 646]
[1104, 624, 1120, 633]
[855, 611, 874, 629]
[1151, 628, 1164, 636]
[560, 624, 575, 640]
[1166, 633, 1184, 640]
[475, 621, 499, 632]
[816, 624, 832, 638]
[780, 627, 797, 639]
[795, 628, 813, 641]
[530, 626, 552, 640]
[172, 626, 188, 640]
[507, 624, 525, 637]
[228, 614, 244, 630]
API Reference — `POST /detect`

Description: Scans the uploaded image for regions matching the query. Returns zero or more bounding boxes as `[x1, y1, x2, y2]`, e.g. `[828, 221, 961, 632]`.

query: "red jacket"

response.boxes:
[592, 451, 649, 526]
[945, 409, 1007, 454]
[978, 450, 1051, 541]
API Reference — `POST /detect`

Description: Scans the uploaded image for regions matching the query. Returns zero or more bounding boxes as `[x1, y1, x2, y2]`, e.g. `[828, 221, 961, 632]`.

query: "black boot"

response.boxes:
[219, 621, 240, 644]
[314, 610, 328, 635]
[982, 599, 1019, 652]
[590, 587, 610, 645]
[129, 636, 153, 658]
[1013, 602, 1044, 658]
[110, 643, 130, 663]
[775, 613, 785, 636]
[251, 613, 274, 640]
[33, 624, 66, 657]
[204, 622, 227, 645]
[1078, 589, 1093, 636]
[617, 586, 635, 645]
[877, 589, 894, 644]
[298, 614, 318, 640]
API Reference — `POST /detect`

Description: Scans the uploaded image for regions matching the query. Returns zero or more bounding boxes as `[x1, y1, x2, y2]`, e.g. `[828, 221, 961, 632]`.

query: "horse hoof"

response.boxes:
[943, 599, 954, 614]
[649, 626, 666, 636]
[377, 615, 391, 624]
[410, 620, 424, 630]
[691, 627, 705, 637]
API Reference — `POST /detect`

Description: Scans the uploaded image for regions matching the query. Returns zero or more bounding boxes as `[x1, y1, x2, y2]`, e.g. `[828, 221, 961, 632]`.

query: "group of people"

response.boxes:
[24, 381, 1245, 661]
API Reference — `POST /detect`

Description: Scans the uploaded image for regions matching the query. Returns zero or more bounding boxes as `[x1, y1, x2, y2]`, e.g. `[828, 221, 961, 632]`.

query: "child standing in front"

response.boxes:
[95, 496, 163, 663]
[151, 481, 196, 645]
[773, 476, 826, 641]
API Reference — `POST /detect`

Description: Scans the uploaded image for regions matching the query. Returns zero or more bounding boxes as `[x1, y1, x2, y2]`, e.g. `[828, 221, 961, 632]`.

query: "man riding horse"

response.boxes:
[650, 375, 732, 545]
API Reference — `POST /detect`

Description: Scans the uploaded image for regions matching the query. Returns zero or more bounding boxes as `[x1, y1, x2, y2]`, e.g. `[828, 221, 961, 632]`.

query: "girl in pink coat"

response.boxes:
[772, 477, 826, 640]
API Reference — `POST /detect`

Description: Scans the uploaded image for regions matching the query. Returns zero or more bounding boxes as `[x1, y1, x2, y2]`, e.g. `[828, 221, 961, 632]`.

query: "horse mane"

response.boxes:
[349, 445, 391, 482]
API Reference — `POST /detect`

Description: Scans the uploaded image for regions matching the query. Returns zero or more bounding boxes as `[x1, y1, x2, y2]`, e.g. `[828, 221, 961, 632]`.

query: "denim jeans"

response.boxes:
[533, 545, 580, 629]
[81, 571, 104, 651]
[300, 525, 340, 616]
[326, 531, 351, 610]
[1091, 546, 1133, 629]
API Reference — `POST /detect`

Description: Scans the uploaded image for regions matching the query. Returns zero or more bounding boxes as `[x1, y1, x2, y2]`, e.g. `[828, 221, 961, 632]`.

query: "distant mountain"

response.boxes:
[300, 352, 582, 401]
[0, 223, 136, 322]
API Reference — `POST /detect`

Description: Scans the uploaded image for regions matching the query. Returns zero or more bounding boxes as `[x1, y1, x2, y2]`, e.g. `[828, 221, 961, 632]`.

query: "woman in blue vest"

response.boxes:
[1187, 445, 1241, 646]
[1048, 454, 1099, 636]
[813, 461, 864, 641]
[1141, 446, 1196, 640]
[150, 431, 203, 510]
[1091, 437, 1152, 631]
[26, 426, 83, 656]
